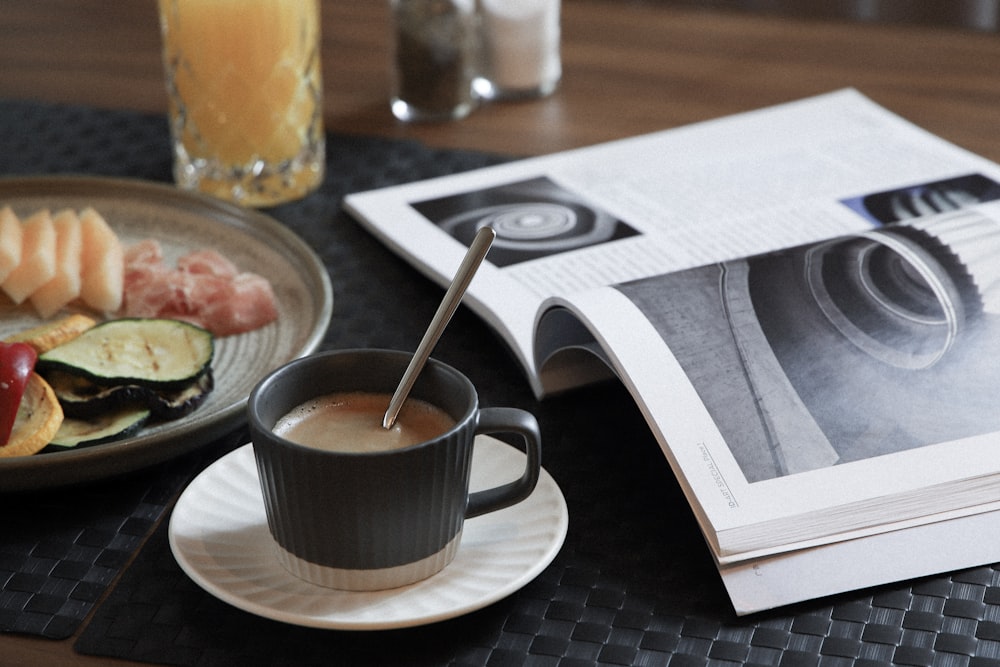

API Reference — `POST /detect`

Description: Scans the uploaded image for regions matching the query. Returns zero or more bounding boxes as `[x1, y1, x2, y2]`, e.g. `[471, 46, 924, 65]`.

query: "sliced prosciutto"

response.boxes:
[120, 240, 278, 336]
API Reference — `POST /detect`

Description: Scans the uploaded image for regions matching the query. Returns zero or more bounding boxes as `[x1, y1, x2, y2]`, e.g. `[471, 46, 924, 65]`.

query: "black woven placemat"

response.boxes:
[75, 382, 1000, 667]
[6, 99, 1000, 666]
[0, 431, 248, 640]
[0, 99, 200, 640]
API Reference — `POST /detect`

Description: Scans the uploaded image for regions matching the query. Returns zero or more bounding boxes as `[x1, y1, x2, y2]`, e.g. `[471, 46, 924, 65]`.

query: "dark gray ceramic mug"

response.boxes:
[247, 348, 542, 591]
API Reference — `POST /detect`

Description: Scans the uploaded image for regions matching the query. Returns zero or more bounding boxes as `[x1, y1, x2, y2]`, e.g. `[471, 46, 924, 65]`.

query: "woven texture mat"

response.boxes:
[4, 100, 1000, 665]
[0, 100, 219, 639]
[0, 448, 221, 640]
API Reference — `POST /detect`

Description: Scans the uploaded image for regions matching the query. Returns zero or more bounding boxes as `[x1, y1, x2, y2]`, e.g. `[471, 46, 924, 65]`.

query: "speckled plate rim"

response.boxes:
[168, 437, 569, 630]
[0, 176, 332, 492]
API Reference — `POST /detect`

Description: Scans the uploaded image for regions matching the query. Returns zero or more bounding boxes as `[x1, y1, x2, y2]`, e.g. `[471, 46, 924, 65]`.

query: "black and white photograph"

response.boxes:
[617, 208, 1000, 483]
[410, 176, 641, 267]
[842, 173, 1000, 224]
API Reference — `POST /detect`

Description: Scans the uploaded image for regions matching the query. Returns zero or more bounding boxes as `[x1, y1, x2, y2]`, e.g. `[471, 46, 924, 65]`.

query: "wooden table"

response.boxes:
[2, 0, 999, 161]
[2, 2, 1000, 665]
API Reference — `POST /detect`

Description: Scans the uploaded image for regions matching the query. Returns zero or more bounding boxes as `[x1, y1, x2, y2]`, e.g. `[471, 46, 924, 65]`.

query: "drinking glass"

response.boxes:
[158, 0, 325, 207]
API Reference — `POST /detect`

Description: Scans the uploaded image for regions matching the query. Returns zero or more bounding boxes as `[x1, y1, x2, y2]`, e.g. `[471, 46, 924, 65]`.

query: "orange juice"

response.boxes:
[158, 0, 324, 206]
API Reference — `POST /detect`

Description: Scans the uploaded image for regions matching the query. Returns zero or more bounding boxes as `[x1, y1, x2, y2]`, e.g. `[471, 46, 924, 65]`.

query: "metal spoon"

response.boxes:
[382, 226, 496, 429]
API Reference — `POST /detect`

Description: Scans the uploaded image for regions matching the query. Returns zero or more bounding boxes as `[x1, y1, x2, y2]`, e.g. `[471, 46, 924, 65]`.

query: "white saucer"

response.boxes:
[168, 437, 568, 630]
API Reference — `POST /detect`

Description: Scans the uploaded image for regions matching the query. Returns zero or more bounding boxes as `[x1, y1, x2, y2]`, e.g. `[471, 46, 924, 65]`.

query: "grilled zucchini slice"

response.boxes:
[38, 318, 213, 389]
[46, 407, 151, 450]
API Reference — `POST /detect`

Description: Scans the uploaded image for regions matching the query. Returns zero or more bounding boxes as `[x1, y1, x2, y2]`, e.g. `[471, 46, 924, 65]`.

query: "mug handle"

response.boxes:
[465, 407, 542, 518]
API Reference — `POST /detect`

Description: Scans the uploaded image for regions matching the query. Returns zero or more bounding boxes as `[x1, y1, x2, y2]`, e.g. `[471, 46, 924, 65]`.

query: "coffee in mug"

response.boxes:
[248, 349, 542, 591]
[273, 391, 455, 453]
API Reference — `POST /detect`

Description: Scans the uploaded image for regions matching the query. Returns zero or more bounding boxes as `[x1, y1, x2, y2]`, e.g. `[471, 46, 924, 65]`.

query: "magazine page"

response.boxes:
[344, 89, 1000, 397]
[720, 502, 1000, 615]
[536, 200, 1000, 562]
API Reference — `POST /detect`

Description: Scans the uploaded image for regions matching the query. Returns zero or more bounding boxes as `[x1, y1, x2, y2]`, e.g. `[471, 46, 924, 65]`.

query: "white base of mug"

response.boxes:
[273, 531, 463, 591]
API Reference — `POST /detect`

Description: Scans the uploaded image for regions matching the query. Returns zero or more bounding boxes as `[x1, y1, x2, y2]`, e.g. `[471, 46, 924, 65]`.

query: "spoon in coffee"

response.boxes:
[382, 226, 496, 430]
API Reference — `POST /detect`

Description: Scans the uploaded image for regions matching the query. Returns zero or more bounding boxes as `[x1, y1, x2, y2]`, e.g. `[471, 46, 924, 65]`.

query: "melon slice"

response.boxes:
[0, 206, 22, 284]
[2, 209, 56, 304]
[31, 209, 84, 318]
[79, 207, 124, 313]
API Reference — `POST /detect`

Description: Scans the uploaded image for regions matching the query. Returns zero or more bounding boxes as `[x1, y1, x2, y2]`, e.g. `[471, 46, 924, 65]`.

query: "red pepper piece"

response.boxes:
[0, 341, 38, 446]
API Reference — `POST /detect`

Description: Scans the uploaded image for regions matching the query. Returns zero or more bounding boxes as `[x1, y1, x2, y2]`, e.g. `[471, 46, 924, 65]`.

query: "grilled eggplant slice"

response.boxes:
[45, 368, 214, 421]
[37, 318, 213, 389]
[150, 371, 214, 420]
[45, 369, 146, 418]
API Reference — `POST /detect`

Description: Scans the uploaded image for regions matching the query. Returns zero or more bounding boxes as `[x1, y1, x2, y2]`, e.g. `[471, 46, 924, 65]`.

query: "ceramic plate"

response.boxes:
[0, 176, 332, 491]
[169, 437, 569, 630]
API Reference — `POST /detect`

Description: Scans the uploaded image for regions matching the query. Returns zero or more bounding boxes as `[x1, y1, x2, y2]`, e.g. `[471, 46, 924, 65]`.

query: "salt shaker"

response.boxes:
[390, 0, 478, 121]
[475, 0, 561, 100]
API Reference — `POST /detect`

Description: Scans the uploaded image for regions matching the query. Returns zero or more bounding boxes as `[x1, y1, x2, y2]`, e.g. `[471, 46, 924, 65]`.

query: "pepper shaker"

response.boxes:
[390, 0, 478, 121]
[475, 0, 561, 100]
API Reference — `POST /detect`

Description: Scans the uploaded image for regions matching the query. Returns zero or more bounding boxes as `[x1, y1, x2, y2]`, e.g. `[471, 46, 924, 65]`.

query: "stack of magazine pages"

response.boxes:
[345, 89, 1000, 615]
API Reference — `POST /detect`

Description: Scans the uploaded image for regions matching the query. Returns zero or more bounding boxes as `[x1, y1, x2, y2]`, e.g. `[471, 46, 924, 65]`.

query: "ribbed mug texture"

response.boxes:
[249, 349, 478, 589]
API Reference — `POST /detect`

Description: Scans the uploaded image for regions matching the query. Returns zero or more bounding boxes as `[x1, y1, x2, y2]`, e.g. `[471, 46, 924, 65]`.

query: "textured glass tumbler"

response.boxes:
[158, 0, 325, 207]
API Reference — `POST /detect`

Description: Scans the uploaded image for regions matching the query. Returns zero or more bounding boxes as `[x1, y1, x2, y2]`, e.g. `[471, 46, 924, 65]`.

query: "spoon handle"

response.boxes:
[382, 226, 496, 429]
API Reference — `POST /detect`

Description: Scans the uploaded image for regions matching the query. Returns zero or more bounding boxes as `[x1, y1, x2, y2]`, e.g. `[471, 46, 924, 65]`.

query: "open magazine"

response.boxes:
[344, 89, 1000, 613]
